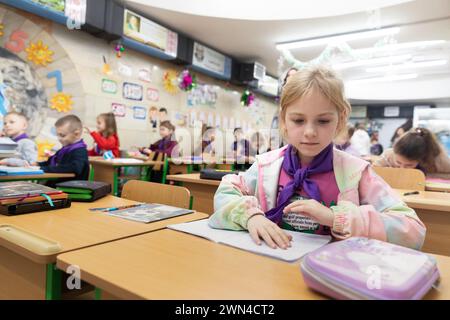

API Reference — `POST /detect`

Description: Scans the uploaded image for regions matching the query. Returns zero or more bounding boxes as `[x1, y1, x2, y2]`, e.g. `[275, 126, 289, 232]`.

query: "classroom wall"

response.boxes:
[0, 5, 279, 156]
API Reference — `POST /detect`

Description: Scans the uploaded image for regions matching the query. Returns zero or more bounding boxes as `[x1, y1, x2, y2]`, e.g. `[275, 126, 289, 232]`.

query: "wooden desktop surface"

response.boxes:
[56, 229, 450, 300]
[0, 196, 207, 264]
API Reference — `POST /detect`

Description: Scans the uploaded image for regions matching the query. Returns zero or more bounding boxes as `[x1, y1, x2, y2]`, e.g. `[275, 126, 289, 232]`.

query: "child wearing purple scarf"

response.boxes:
[140, 120, 179, 157]
[35, 115, 89, 185]
[0, 111, 37, 166]
[209, 66, 425, 251]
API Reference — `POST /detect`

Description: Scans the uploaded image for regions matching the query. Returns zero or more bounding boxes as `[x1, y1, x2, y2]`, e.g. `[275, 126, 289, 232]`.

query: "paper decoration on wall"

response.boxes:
[118, 62, 133, 77]
[187, 84, 218, 107]
[102, 56, 112, 75]
[47, 70, 63, 92]
[223, 117, 229, 129]
[207, 113, 214, 126]
[162, 69, 178, 95]
[139, 68, 152, 83]
[123, 82, 143, 101]
[25, 40, 54, 66]
[133, 106, 147, 120]
[112, 103, 126, 117]
[149, 106, 158, 129]
[178, 69, 197, 92]
[0, 24, 4, 37]
[174, 112, 187, 127]
[189, 110, 197, 127]
[147, 87, 159, 101]
[5, 30, 29, 53]
[229, 117, 235, 130]
[240, 89, 255, 107]
[36, 139, 56, 162]
[199, 111, 206, 123]
[215, 115, 221, 128]
[114, 43, 125, 58]
[50, 92, 73, 112]
[102, 79, 117, 94]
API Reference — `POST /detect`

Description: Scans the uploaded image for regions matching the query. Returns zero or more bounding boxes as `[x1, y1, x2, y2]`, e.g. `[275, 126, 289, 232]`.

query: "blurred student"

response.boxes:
[85, 112, 120, 158]
[375, 127, 450, 174]
[0, 111, 37, 166]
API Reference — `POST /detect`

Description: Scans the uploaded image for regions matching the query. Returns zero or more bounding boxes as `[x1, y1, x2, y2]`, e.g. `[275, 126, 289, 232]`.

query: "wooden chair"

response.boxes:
[372, 166, 426, 190]
[121, 180, 192, 209]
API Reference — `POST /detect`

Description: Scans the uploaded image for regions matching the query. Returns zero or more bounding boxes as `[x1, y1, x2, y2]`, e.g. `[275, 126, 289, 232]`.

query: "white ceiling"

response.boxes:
[123, 0, 450, 102]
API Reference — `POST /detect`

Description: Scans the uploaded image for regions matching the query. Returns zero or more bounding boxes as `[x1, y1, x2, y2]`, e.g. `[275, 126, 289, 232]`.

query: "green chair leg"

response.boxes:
[46, 263, 62, 300]
[94, 288, 102, 300]
[161, 158, 169, 184]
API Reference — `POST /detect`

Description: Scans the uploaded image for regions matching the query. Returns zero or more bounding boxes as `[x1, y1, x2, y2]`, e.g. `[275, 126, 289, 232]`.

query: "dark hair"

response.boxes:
[160, 120, 175, 132]
[55, 114, 82, 131]
[348, 126, 355, 139]
[394, 127, 442, 173]
[282, 67, 298, 87]
[159, 108, 168, 113]
[98, 113, 117, 137]
[234, 127, 243, 135]
[391, 118, 413, 144]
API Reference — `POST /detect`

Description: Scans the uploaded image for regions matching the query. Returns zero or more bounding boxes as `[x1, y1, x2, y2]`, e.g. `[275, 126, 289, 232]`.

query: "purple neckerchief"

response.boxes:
[49, 139, 87, 166]
[12, 133, 29, 142]
[157, 137, 171, 150]
[265, 143, 334, 224]
[335, 142, 350, 151]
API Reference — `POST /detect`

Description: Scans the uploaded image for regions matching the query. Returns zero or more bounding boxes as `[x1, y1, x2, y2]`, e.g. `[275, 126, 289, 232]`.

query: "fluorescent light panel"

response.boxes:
[348, 73, 418, 84]
[366, 59, 448, 72]
[276, 27, 400, 50]
[355, 40, 446, 55]
[333, 54, 411, 70]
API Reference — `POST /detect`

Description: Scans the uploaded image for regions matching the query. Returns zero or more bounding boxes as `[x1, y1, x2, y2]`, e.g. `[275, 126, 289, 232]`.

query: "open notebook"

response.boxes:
[105, 203, 194, 223]
[168, 219, 332, 262]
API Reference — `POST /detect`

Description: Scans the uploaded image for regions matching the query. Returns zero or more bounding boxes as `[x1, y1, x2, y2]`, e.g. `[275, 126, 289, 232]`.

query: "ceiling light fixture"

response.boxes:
[333, 54, 412, 70]
[347, 73, 418, 84]
[276, 27, 400, 50]
[366, 59, 448, 72]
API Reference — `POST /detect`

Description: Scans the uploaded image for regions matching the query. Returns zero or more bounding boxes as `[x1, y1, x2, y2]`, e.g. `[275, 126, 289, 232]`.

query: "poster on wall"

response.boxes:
[207, 113, 214, 126]
[112, 103, 126, 117]
[31, 0, 65, 12]
[215, 115, 221, 128]
[147, 87, 159, 101]
[174, 112, 187, 127]
[138, 68, 152, 83]
[133, 106, 147, 120]
[123, 82, 143, 101]
[199, 111, 206, 123]
[123, 9, 178, 57]
[189, 110, 197, 127]
[149, 106, 158, 129]
[65, 0, 87, 25]
[192, 42, 231, 79]
[118, 63, 133, 77]
[101, 79, 117, 94]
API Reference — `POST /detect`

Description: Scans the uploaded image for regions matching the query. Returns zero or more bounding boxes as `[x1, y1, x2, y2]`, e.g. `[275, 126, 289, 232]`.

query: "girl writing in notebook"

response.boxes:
[374, 127, 450, 174]
[209, 66, 425, 250]
[85, 112, 120, 157]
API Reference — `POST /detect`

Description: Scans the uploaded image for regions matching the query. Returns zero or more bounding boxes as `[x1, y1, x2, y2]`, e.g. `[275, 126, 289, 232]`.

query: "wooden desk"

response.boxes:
[89, 157, 164, 196]
[167, 173, 220, 214]
[0, 173, 75, 182]
[0, 196, 207, 300]
[396, 189, 450, 256]
[56, 229, 450, 300]
[425, 181, 450, 193]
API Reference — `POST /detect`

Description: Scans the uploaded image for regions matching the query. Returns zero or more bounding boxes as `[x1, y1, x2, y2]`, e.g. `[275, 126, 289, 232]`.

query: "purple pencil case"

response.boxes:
[300, 237, 440, 300]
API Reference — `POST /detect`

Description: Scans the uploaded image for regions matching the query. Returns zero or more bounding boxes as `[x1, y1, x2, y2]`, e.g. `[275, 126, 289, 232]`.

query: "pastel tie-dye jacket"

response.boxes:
[209, 145, 426, 250]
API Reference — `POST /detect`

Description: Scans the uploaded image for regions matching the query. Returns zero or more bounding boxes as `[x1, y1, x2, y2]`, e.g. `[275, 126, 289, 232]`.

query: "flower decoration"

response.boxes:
[178, 69, 197, 92]
[115, 44, 125, 58]
[163, 69, 179, 94]
[0, 24, 4, 37]
[36, 139, 56, 161]
[240, 89, 255, 107]
[50, 92, 73, 112]
[25, 40, 54, 66]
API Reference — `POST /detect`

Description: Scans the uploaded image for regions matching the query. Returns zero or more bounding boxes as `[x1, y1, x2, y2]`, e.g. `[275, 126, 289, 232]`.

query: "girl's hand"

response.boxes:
[283, 199, 334, 227]
[142, 148, 151, 155]
[247, 214, 292, 249]
[83, 126, 91, 134]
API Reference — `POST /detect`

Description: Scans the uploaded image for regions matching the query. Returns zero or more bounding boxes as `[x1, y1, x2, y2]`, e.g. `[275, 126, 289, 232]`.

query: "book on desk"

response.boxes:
[0, 165, 44, 176]
[0, 181, 71, 215]
[104, 203, 194, 223]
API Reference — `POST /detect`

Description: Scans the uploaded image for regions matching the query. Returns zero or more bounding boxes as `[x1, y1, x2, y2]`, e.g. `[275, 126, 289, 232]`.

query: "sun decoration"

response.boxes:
[0, 24, 4, 37]
[36, 140, 56, 161]
[25, 40, 54, 66]
[163, 69, 179, 95]
[50, 92, 73, 112]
